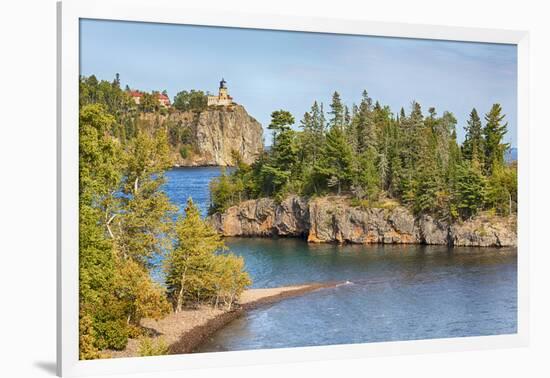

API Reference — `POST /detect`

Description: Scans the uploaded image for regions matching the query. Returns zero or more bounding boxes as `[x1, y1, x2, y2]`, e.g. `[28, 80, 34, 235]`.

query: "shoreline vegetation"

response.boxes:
[78, 74, 517, 360]
[109, 282, 340, 358]
[79, 75, 253, 359]
[208, 93, 516, 228]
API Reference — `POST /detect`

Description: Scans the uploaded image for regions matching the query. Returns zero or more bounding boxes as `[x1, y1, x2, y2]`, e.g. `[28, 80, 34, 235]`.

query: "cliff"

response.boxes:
[208, 196, 517, 247]
[140, 105, 263, 166]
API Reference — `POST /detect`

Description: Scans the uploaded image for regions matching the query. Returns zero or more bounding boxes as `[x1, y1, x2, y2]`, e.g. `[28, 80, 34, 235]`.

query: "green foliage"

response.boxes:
[139, 92, 160, 113]
[462, 108, 484, 166]
[168, 120, 192, 147]
[259, 111, 299, 197]
[483, 104, 510, 175]
[209, 169, 239, 214]
[78, 76, 255, 360]
[355, 147, 380, 200]
[452, 162, 487, 219]
[79, 75, 254, 359]
[179, 145, 191, 159]
[485, 162, 517, 216]
[113, 258, 172, 325]
[173, 90, 208, 112]
[79, 74, 135, 118]
[79, 313, 102, 360]
[318, 124, 354, 195]
[93, 319, 129, 351]
[114, 128, 176, 266]
[208, 91, 515, 223]
[165, 199, 251, 311]
[138, 337, 169, 357]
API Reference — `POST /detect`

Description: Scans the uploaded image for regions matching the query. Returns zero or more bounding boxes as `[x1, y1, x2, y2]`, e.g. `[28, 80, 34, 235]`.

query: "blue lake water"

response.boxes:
[161, 167, 517, 353]
[164, 167, 230, 217]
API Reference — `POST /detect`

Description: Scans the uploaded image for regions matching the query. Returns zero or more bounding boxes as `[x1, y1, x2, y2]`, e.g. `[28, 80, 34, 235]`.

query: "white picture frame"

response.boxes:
[57, 0, 530, 376]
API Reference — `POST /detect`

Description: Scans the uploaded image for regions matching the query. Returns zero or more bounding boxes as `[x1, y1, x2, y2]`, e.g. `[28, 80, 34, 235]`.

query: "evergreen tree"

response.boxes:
[355, 147, 380, 200]
[319, 125, 354, 194]
[354, 90, 375, 153]
[165, 199, 226, 311]
[453, 162, 487, 219]
[165, 199, 250, 311]
[205, 89, 516, 223]
[261, 110, 298, 197]
[328, 91, 345, 130]
[483, 104, 510, 175]
[462, 108, 484, 166]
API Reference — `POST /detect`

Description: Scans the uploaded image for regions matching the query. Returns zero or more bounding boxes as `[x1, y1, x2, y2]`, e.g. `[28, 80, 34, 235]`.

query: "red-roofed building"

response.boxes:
[129, 90, 143, 105]
[128, 90, 171, 108]
[156, 93, 171, 108]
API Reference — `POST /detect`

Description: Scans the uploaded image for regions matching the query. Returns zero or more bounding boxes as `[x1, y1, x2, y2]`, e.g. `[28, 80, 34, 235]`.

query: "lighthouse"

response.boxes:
[207, 78, 233, 106]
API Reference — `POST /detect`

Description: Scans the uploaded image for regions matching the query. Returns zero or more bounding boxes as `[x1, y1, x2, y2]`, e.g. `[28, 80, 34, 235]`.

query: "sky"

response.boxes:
[80, 19, 518, 147]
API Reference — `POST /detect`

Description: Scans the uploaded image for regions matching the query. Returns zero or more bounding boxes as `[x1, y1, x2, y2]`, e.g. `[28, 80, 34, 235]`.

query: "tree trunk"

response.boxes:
[105, 214, 117, 239]
[175, 267, 187, 313]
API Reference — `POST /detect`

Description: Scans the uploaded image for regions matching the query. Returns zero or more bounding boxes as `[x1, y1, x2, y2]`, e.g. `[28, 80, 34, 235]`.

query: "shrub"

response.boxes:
[180, 145, 190, 159]
[127, 324, 145, 339]
[349, 198, 361, 207]
[350, 199, 371, 210]
[79, 313, 101, 360]
[379, 199, 399, 211]
[93, 319, 129, 351]
[138, 337, 169, 357]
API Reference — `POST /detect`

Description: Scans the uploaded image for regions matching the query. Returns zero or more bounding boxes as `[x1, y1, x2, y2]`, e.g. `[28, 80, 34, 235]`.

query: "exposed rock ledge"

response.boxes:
[139, 104, 263, 166]
[208, 196, 517, 247]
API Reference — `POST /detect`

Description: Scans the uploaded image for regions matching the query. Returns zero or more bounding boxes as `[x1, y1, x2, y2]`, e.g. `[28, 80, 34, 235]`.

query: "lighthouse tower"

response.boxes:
[207, 78, 233, 106]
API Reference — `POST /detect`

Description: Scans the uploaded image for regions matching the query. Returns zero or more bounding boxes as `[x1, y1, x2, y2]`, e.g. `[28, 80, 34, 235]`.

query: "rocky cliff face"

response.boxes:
[141, 105, 263, 166]
[208, 196, 517, 247]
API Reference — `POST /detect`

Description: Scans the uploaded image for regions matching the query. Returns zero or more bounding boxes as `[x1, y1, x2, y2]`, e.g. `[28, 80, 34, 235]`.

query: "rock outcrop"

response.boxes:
[140, 105, 263, 166]
[209, 197, 309, 237]
[208, 196, 516, 247]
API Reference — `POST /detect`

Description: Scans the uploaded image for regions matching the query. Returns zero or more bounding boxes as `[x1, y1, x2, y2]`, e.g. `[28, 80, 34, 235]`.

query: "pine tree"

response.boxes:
[329, 91, 345, 130]
[354, 90, 375, 153]
[483, 104, 510, 175]
[165, 199, 250, 311]
[462, 108, 484, 166]
[319, 125, 354, 194]
[453, 162, 487, 219]
[262, 110, 297, 196]
[356, 146, 380, 200]
[297, 101, 327, 194]
[165, 199, 226, 311]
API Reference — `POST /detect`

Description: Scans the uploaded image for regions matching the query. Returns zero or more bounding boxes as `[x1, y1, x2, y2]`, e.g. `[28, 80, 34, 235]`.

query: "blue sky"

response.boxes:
[80, 19, 517, 147]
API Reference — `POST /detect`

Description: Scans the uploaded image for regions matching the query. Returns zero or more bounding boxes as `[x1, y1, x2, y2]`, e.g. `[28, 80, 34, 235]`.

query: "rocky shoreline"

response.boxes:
[208, 196, 517, 247]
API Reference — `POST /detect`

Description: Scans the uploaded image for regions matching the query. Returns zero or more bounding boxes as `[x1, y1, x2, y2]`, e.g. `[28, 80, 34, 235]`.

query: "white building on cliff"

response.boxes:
[207, 78, 233, 106]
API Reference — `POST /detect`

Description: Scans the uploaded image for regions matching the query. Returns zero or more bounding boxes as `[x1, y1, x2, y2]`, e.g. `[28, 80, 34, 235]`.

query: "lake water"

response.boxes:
[162, 167, 518, 352]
